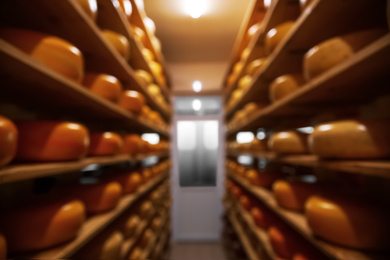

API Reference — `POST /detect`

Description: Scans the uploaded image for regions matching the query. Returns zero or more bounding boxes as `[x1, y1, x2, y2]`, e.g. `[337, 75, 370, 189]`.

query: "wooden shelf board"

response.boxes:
[226, 34, 390, 132]
[0, 151, 169, 185]
[12, 172, 168, 259]
[226, 149, 390, 178]
[0, 40, 170, 137]
[227, 172, 390, 260]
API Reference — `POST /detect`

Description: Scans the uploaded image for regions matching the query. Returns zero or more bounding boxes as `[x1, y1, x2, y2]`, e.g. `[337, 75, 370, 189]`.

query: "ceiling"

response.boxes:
[143, 0, 252, 94]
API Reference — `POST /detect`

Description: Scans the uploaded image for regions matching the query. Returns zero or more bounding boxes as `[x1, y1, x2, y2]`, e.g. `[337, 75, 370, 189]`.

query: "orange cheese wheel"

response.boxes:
[122, 134, 143, 155]
[16, 121, 89, 162]
[273, 180, 319, 211]
[82, 73, 122, 102]
[0, 233, 7, 260]
[118, 90, 145, 114]
[142, 48, 155, 62]
[147, 83, 161, 96]
[309, 120, 390, 159]
[139, 229, 153, 248]
[269, 225, 304, 259]
[108, 171, 142, 194]
[123, 215, 140, 238]
[265, 21, 295, 54]
[268, 131, 308, 154]
[135, 70, 153, 86]
[250, 206, 271, 229]
[75, 181, 122, 214]
[269, 74, 304, 103]
[305, 195, 390, 250]
[239, 195, 253, 211]
[231, 185, 243, 199]
[237, 75, 252, 90]
[245, 169, 282, 188]
[1, 199, 85, 252]
[141, 168, 153, 183]
[101, 30, 130, 60]
[129, 247, 142, 260]
[240, 48, 251, 61]
[0, 28, 84, 82]
[75, 0, 97, 21]
[149, 60, 163, 76]
[246, 58, 267, 76]
[78, 231, 123, 259]
[151, 217, 162, 231]
[139, 201, 153, 218]
[303, 29, 386, 80]
[0, 116, 17, 167]
[230, 89, 243, 102]
[88, 132, 123, 156]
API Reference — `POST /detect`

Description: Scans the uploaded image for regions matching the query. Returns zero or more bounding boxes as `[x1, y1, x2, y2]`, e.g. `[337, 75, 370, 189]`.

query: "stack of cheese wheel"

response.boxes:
[16, 121, 89, 162]
[106, 171, 142, 194]
[265, 21, 295, 54]
[118, 90, 145, 114]
[72, 180, 122, 214]
[309, 119, 390, 159]
[245, 168, 284, 188]
[269, 74, 304, 103]
[75, 0, 98, 21]
[77, 230, 124, 259]
[303, 28, 386, 80]
[305, 193, 390, 250]
[0, 28, 84, 82]
[101, 30, 130, 60]
[0, 116, 17, 167]
[0, 233, 6, 260]
[88, 132, 123, 156]
[0, 199, 86, 252]
[82, 73, 123, 102]
[268, 131, 308, 155]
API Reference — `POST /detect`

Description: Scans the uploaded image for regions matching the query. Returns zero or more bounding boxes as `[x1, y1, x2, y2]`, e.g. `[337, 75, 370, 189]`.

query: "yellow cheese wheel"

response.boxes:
[273, 180, 320, 211]
[269, 74, 304, 103]
[246, 58, 267, 76]
[1, 199, 85, 252]
[303, 29, 386, 80]
[149, 60, 163, 76]
[232, 61, 244, 76]
[237, 75, 252, 90]
[265, 21, 295, 54]
[139, 201, 153, 218]
[16, 121, 89, 162]
[75, 181, 122, 214]
[230, 89, 244, 102]
[0, 232, 7, 260]
[131, 25, 147, 46]
[305, 195, 390, 250]
[309, 120, 390, 159]
[268, 131, 308, 154]
[142, 48, 155, 62]
[139, 229, 153, 248]
[0, 28, 84, 82]
[88, 132, 123, 156]
[147, 83, 161, 96]
[78, 231, 124, 259]
[82, 73, 123, 102]
[0, 116, 17, 167]
[123, 215, 140, 238]
[75, 0, 97, 21]
[240, 48, 251, 61]
[118, 90, 145, 114]
[135, 70, 153, 86]
[101, 30, 130, 60]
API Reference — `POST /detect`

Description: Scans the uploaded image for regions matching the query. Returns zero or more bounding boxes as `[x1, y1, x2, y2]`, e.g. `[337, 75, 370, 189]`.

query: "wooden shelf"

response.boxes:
[227, 172, 390, 260]
[12, 172, 168, 259]
[0, 151, 169, 185]
[226, 149, 390, 179]
[223, 200, 261, 260]
[225, 0, 389, 121]
[0, 0, 171, 120]
[0, 40, 170, 137]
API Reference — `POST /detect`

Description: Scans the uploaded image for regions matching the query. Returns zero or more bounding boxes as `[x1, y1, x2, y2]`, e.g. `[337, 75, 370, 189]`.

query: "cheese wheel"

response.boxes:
[88, 132, 123, 156]
[269, 74, 304, 102]
[123, 215, 140, 238]
[245, 169, 282, 188]
[75, 181, 122, 214]
[135, 70, 153, 86]
[75, 0, 97, 21]
[227, 73, 236, 87]
[0, 116, 17, 167]
[16, 121, 89, 162]
[265, 21, 295, 54]
[268, 131, 308, 154]
[247, 23, 261, 39]
[118, 90, 145, 114]
[232, 61, 244, 75]
[82, 73, 122, 102]
[151, 217, 162, 231]
[243, 102, 261, 116]
[108, 171, 142, 194]
[249, 137, 267, 152]
[303, 29, 386, 80]
[250, 206, 271, 229]
[305, 195, 390, 250]
[151, 36, 161, 52]
[139, 201, 153, 218]
[0, 233, 7, 260]
[117, 0, 132, 18]
[140, 105, 152, 120]
[1, 199, 85, 252]
[239, 195, 253, 211]
[273, 180, 319, 211]
[0, 28, 84, 82]
[147, 83, 161, 96]
[131, 25, 147, 46]
[139, 229, 153, 248]
[122, 134, 143, 155]
[78, 231, 123, 259]
[309, 120, 390, 159]
[237, 75, 252, 90]
[246, 58, 267, 76]
[231, 185, 243, 199]
[241, 48, 251, 61]
[129, 247, 142, 260]
[142, 48, 155, 62]
[230, 89, 244, 102]
[269, 226, 304, 259]
[149, 61, 163, 76]
[101, 30, 130, 60]
[141, 168, 153, 183]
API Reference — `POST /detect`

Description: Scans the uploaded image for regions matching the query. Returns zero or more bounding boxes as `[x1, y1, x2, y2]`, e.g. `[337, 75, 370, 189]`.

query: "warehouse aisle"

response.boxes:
[169, 242, 226, 260]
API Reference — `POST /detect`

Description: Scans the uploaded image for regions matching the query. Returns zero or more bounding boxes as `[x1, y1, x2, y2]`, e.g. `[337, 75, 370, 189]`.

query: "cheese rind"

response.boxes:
[135, 70, 153, 86]
[269, 74, 304, 102]
[82, 73, 122, 102]
[88, 132, 123, 156]
[265, 21, 295, 54]
[268, 131, 308, 154]
[101, 30, 130, 60]
[118, 90, 145, 114]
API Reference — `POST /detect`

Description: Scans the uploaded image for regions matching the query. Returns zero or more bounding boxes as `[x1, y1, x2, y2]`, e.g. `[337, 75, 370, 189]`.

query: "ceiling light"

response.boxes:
[192, 99, 202, 111]
[192, 80, 202, 92]
[236, 132, 254, 143]
[183, 0, 208, 19]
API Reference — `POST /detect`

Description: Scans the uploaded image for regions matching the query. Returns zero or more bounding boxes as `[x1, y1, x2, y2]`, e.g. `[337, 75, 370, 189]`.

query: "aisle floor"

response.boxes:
[169, 242, 226, 260]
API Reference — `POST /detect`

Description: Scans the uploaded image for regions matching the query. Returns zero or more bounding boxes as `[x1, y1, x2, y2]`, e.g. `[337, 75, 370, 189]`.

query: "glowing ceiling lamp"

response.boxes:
[183, 0, 208, 19]
[192, 80, 202, 92]
[192, 99, 202, 111]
